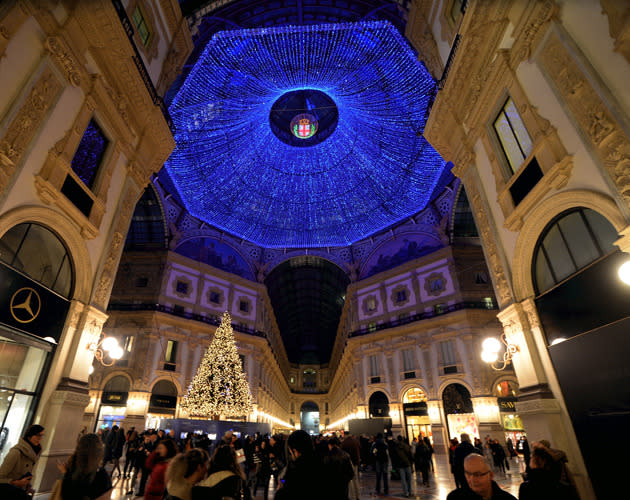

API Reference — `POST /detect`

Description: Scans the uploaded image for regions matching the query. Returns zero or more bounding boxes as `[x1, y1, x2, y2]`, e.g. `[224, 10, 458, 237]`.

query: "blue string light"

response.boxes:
[165, 21, 447, 248]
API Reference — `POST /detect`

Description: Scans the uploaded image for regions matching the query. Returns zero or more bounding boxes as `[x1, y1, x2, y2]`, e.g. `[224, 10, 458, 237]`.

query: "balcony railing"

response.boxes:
[108, 302, 267, 338]
[350, 300, 497, 338]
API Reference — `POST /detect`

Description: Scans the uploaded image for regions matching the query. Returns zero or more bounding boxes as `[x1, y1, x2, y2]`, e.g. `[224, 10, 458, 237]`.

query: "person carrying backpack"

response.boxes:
[371, 433, 389, 496]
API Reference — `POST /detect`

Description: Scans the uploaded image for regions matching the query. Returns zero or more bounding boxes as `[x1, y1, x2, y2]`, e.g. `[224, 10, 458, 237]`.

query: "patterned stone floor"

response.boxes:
[100, 454, 523, 500]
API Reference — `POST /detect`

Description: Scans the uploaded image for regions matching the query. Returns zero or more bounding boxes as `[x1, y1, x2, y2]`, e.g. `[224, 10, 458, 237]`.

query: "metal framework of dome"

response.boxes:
[165, 20, 446, 248]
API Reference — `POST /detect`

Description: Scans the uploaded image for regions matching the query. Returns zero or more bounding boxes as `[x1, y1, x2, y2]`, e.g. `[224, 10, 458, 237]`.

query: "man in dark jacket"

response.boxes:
[274, 430, 322, 500]
[323, 436, 355, 500]
[371, 433, 389, 496]
[453, 433, 477, 490]
[447, 454, 516, 500]
[391, 436, 413, 497]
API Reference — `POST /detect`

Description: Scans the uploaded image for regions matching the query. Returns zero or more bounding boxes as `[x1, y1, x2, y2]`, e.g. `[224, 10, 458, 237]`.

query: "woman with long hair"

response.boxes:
[59, 433, 112, 500]
[164, 449, 209, 500]
[193, 444, 251, 500]
[144, 439, 178, 500]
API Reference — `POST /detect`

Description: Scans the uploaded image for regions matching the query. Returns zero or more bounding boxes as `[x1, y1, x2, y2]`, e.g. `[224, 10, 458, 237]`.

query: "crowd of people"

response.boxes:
[0, 423, 581, 500]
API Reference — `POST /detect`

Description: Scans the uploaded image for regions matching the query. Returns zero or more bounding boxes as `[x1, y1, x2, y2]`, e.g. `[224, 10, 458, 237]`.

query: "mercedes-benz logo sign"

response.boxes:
[10, 287, 41, 324]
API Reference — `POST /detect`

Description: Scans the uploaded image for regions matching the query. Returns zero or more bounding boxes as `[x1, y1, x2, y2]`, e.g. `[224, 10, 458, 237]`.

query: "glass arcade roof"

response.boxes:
[165, 21, 447, 248]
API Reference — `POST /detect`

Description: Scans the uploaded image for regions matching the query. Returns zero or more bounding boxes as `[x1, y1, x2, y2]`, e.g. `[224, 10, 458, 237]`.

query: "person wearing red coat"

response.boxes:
[145, 439, 178, 500]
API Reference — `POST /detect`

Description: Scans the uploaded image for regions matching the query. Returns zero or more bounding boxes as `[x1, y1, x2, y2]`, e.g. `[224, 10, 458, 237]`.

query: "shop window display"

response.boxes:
[403, 387, 432, 443]
[0, 334, 48, 463]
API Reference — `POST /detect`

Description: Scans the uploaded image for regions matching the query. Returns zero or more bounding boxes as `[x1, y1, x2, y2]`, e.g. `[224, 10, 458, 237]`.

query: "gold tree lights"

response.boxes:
[181, 312, 253, 418]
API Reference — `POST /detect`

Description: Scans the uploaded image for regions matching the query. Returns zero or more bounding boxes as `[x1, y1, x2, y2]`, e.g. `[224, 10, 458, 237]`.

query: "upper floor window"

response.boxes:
[450, 0, 465, 24]
[71, 119, 109, 190]
[402, 349, 415, 372]
[132, 6, 151, 47]
[533, 208, 617, 294]
[439, 340, 457, 366]
[395, 289, 407, 303]
[239, 300, 250, 313]
[209, 291, 221, 304]
[165, 340, 178, 364]
[369, 354, 380, 377]
[493, 97, 533, 174]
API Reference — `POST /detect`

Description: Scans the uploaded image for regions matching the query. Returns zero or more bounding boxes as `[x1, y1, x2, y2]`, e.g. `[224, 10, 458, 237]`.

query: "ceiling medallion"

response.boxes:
[291, 113, 318, 139]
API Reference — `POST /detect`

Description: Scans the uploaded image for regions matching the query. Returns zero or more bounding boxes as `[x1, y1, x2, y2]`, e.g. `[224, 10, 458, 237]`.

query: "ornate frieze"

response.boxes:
[44, 36, 84, 87]
[0, 65, 63, 195]
[600, 0, 630, 65]
[538, 30, 630, 207]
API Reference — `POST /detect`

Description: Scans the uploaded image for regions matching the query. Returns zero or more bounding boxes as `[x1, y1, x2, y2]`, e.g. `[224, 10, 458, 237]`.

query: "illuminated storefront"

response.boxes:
[443, 383, 479, 439]
[96, 376, 130, 430]
[494, 380, 525, 444]
[403, 387, 432, 442]
[0, 224, 73, 462]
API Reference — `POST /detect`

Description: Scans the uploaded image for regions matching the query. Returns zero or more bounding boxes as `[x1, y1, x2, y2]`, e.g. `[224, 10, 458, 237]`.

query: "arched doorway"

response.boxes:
[98, 375, 130, 430]
[493, 380, 524, 447]
[369, 391, 390, 418]
[147, 380, 179, 428]
[300, 401, 319, 435]
[442, 383, 477, 440]
[402, 387, 431, 443]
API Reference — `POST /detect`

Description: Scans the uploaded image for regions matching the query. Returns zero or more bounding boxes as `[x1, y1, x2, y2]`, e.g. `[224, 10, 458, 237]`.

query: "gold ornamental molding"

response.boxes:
[0, 65, 63, 195]
[600, 0, 630, 65]
[538, 29, 630, 208]
[44, 36, 84, 88]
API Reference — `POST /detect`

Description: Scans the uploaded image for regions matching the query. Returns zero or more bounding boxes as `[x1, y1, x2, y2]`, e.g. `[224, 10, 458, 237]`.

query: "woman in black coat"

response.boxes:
[414, 440, 431, 487]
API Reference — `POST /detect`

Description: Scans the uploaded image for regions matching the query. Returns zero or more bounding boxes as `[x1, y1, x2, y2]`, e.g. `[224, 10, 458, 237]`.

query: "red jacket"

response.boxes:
[144, 451, 170, 500]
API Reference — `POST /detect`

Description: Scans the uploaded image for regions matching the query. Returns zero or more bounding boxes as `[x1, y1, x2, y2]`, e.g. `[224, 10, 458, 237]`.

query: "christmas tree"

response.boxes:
[181, 312, 253, 418]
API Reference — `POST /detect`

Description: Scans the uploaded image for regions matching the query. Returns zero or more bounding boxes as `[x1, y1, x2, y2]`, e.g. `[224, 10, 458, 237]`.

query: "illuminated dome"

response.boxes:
[165, 21, 447, 248]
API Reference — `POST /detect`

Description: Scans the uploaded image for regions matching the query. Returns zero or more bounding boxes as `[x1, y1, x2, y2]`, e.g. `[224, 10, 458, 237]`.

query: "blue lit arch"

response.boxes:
[165, 21, 447, 248]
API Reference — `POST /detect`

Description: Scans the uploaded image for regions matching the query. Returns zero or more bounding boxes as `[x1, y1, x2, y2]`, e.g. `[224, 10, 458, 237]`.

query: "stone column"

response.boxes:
[427, 399, 447, 454]
[31, 304, 108, 492]
[498, 300, 594, 500]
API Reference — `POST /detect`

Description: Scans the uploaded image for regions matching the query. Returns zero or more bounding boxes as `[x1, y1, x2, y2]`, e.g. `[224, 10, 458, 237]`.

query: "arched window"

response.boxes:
[369, 391, 390, 418]
[533, 208, 617, 294]
[0, 223, 73, 297]
[452, 187, 478, 238]
[103, 375, 130, 393]
[403, 387, 427, 403]
[125, 186, 167, 250]
[152, 380, 178, 397]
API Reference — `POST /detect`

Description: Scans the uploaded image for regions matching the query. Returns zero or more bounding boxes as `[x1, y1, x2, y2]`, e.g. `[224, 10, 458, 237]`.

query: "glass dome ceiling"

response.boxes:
[165, 20, 447, 248]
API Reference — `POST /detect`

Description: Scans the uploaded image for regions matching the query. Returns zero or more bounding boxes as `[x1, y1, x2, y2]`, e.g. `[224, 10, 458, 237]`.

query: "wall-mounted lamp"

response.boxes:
[481, 335, 518, 371]
[88, 335, 123, 370]
[618, 260, 630, 285]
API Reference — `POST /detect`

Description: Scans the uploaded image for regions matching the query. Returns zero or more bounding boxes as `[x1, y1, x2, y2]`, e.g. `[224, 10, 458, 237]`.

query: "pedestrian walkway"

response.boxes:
[99, 454, 521, 500]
